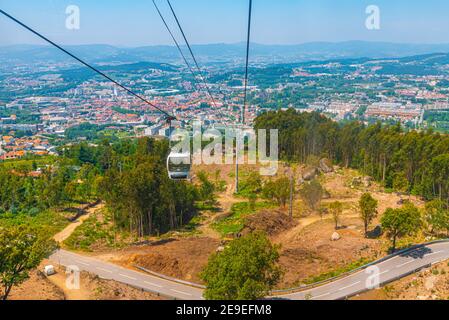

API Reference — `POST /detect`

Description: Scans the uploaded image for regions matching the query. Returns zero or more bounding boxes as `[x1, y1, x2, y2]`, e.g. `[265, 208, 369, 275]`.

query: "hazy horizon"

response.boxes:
[5, 40, 449, 49]
[2, 0, 449, 46]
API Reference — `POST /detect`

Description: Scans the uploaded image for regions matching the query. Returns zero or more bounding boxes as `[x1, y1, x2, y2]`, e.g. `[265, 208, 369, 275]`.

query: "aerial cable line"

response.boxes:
[166, 0, 219, 111]
[235, 0, 253, 194]
[0, 9, 175, 121]
[242, 0, 253, 125]
[152, 0, 205, 98]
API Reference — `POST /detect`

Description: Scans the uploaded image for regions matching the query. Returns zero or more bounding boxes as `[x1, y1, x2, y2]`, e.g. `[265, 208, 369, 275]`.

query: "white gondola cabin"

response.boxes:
[167, 151, 191, 180]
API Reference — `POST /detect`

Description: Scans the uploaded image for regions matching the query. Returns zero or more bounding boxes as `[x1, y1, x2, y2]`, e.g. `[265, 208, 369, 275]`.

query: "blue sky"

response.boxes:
[1, 0, 449, 46]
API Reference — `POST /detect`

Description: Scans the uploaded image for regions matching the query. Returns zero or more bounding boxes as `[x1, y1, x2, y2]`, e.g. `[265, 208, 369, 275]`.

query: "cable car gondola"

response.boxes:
[167, 151, 191, 180]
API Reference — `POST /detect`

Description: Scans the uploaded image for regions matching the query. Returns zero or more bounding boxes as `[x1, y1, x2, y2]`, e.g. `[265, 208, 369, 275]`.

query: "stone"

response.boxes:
[302, 167, 318, 181]
[331, 232, 341, 241]
[319, 158, 334, 173]
[352, 176, 363, 187]
[363, 176, 373, 188]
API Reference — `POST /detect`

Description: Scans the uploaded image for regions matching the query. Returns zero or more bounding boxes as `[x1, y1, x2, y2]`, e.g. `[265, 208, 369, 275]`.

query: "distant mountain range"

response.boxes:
[3, 41, 449, 65]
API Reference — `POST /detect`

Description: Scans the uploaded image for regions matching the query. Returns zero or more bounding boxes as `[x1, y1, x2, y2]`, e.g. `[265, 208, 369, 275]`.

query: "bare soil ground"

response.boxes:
[274, 216, 383, 288]
[270, 168, 425, 288]
[242, 210, 298, 237]
[12, 202, 164, 301]
[62, 165, 427, 293]
[10, 261, 164, 300]
[101, 237, 220, 284]
[9, 268, 65, 300]
[353, 261, 449, 300]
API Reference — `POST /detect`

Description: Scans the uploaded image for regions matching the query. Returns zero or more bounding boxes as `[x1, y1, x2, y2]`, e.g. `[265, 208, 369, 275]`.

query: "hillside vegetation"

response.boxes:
[255, 109, 449, 202]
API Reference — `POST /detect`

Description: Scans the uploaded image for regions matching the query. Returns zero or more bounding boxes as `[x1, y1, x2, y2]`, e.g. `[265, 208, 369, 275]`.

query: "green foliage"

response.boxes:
[0, 106, 40, 124]
[212, 202, 276, 237]
[98, 138, 199, 236]
[1, 136, 202, 239]
[262, 176, 290, 207]
[424, 110, 449, 123]
[0, 226, 58, 300]
[111, 106, 142, 116]
[359, 193, 379, 235]
[424, 199, 449, 237]
[200, 232, 282, 300]
[329, 201, 343, 230]
[0, 158, 99, 215]
[392, 172, 409, 193]
[65, 123, 129, 142]
[64, 210, 122, 251]
[213, 170, 227, 193]
[255, 109, 449, 202]
[0, 210, 69, 236]
[381, 202, 423, 251]
[237, 171, 263, 199]
[197, 171, 216, 204]
[299, 179, 324, 211]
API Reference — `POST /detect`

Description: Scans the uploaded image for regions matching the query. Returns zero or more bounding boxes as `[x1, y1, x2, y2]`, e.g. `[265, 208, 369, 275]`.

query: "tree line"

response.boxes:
[255, 109, 449, 202]
[97, 138, 199, 236]
[0, 137, 206, 237]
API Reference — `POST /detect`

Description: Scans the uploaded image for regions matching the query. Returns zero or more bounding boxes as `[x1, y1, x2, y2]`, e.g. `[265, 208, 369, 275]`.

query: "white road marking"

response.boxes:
[396, 260, 415, 268]
[426, 250, 443, 257]
[144, 281, 163, 288]
[338, 281, 361, 291]
[119, 274, 137, 281]
[311, 292, 330, 299]
[96, 267, 113, 274]
[379, 269, 390, 276]
[52, 244, 449, 301]
[170, 289, 192, 296]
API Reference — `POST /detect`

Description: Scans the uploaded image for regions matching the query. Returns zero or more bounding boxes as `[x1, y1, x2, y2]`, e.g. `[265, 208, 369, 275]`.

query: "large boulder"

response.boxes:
[302, 167, 318, 181]
[363, 176, 373, 188]
[319, 158, 334, 173]
[351, 176, 363, 187]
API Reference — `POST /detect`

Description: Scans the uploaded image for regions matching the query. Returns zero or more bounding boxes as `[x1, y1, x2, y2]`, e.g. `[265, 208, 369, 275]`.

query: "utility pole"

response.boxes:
[236, 0, 252, 194]
[289, 169, 294, 219]
[235, 126, 239, 194]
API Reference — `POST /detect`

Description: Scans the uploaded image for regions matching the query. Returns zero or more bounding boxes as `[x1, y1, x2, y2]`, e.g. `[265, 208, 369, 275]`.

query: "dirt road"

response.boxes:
[53, 203, 104, 243]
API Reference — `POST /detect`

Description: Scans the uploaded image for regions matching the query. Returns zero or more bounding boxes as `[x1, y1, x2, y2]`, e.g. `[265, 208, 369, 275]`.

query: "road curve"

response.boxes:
[278, 241, 449, 300]
[50, 241, 449, 300]
[50, 250, 204, 300]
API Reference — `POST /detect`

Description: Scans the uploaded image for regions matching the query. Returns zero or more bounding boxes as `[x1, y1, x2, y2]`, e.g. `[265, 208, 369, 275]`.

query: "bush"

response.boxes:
[201, 232, 282, 300]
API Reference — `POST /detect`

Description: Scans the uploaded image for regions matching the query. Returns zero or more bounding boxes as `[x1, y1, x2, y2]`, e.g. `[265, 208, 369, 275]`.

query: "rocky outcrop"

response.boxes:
[363, 176, 373, 188]
[319, 158, 334, 173]
[302, 167, 318, 181]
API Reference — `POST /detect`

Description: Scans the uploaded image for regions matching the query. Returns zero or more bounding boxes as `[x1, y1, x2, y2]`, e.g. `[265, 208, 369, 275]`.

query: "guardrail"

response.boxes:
[134, 239, 449, 297]
[134, 265, 206, 289]
[271, 239, 449, 295]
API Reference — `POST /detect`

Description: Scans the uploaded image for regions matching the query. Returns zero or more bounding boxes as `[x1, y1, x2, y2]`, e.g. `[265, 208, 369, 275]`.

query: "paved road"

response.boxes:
[50, 241, 449, 300]
[50, 250, 204, 300]
[278, 241, 449, 300]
